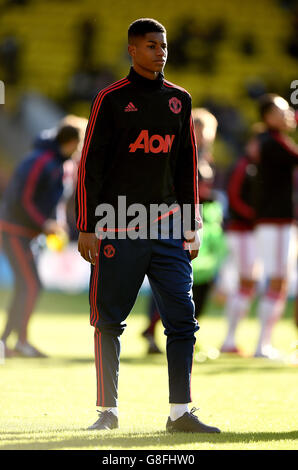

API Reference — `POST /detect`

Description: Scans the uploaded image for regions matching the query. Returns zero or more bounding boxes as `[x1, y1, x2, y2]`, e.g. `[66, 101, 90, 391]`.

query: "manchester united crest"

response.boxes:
[103, 244, 115, 258]
[169, 97, 182, 114]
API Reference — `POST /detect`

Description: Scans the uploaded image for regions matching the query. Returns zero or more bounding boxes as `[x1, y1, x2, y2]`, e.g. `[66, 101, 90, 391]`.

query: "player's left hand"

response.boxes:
[184, 229, 201, 260]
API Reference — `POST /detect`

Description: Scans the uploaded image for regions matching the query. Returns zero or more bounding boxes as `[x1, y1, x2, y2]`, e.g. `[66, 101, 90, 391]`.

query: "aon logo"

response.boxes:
[129, 130, 175, 154]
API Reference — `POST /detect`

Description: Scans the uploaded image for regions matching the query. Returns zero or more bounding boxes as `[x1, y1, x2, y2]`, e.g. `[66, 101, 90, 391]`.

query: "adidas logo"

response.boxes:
[125, 102, 138, 112]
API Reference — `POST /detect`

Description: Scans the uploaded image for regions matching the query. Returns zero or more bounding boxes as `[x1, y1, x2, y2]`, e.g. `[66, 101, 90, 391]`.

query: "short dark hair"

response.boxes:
[258, 93, 280, 119]
[56, 125, 80, 145]
[128, 18, 166, 42]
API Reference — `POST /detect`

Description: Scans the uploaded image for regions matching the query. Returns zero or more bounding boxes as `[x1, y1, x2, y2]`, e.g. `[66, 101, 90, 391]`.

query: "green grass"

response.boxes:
[0, 290, 297, 450]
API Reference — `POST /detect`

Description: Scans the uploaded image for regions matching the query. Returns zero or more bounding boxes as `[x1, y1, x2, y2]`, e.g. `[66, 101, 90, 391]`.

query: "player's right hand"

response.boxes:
[78, 232, 99, 265]
[184, 229, 201, 260]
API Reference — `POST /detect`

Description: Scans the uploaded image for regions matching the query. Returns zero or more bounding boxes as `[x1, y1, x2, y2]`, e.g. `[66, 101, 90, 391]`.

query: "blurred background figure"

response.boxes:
[191, 108, 227, 323]
[142, 295, 162, 354]
[0, 124, 80, 357]
[58, 114, 88, 241]
[142, 108, 227, 354]
[64, 17, 116, 107]
[220, 127, 260, 354]
[253, 94, 297, 358]
[0, 33, 21, 85]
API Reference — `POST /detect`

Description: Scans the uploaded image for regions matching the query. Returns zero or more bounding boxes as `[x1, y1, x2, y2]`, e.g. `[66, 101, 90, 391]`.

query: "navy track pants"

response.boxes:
[89, 220, 199, 407]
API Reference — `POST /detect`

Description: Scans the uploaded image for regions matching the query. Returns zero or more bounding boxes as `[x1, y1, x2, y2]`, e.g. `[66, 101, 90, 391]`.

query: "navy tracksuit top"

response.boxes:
[0, 136, 65, 235]
[76, 67, 199, 233]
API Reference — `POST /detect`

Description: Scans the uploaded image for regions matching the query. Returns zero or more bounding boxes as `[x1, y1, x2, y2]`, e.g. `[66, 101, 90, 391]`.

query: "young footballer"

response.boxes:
[76, 18, 220, 433]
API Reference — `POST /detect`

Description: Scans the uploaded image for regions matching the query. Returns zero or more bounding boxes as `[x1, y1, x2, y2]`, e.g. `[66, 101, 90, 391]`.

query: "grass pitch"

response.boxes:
[0, 290, 297, 450]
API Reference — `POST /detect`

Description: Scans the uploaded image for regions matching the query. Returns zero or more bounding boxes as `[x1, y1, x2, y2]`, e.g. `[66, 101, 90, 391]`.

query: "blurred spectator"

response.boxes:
[0, 34, 21, 84]
[193, 107, 217, 201]
[240, 34, 257, 56]
[59, 114, 88, 240]
[203, 99, 247, 156]
[167, 17, 194, 67]
[245, 79, 267, 100]
[191, 108, 227, 321]
[77, 18, 97, 72]
[62, 17, 116, 106]
[167, 16, 225, 73]
[0, 124, 80, 358]
[201, 99, 248, 192]
[66, 67, 116, 103]
[3, 0, 29, 7]
[286, 6, 298, 59]
[278, 0, 298, 12]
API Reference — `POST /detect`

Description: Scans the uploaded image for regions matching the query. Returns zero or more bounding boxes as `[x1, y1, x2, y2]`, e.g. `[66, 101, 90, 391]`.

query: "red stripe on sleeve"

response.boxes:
[228, 157, 255, 220]
[271, 131, 298, 158]
[190, 115, 200, 218]
[77, 78, 129, 230]
[77, 78, 130, 231]
[22, 151, 53, 227]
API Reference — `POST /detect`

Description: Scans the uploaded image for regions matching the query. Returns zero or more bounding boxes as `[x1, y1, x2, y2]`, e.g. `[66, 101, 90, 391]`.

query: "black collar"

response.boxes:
[127, 66, 164, 90]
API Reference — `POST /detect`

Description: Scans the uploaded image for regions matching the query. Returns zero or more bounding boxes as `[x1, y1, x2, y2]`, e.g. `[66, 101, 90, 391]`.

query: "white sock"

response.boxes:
[101, 407, 118, 417]
[170, 404, 189, 421]
[255, 294, 285, 355]
[222, 292, 251, 348]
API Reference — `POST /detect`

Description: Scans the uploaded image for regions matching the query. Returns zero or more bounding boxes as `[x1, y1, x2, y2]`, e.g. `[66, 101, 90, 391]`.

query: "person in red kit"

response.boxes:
[220, 129, 260, 354]
[253, 94, 297, 358]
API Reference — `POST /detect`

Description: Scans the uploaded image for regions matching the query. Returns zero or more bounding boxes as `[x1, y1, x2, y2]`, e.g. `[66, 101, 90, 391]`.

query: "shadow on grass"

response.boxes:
[0, 430, 297, 450]
[0, 289, 148, 316]
[120, 358, 298, 375]
[1, 290, 294, 319]
[193, 364, 298, 375]
[3, 354, 297, 374]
